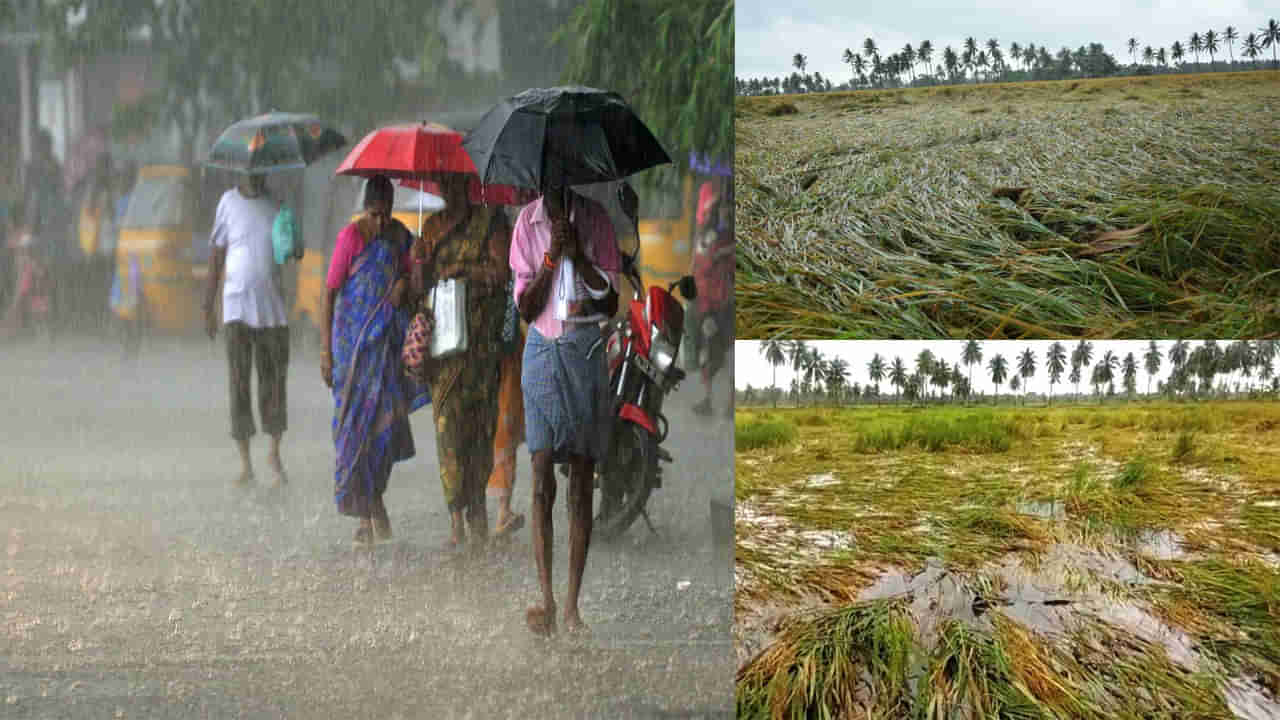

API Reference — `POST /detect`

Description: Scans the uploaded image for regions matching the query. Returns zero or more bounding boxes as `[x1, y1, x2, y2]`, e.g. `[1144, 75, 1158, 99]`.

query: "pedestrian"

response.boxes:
[24, 129, 69, 328]
[487, 206, 526, 540]
[510, 181, 621, 635]
[3, 202, 52, 340]
[690, 178, 734, 417]
[409, 173, 510, 550]
[322, 175, 427, 546]
[204, 173, 291, 490]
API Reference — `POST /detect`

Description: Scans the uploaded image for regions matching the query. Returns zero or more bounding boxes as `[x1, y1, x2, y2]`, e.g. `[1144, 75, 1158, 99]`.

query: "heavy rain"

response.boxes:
[0, 1, 735, 717]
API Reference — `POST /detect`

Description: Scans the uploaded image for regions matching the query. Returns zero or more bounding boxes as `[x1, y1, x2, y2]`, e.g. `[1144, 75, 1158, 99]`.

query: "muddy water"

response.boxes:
[1, 337, 734, 718]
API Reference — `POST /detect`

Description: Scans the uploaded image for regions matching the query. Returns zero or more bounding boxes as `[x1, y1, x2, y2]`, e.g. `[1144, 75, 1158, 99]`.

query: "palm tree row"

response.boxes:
[748, 340, 1280, 407]
[736, 18, 1280, 95]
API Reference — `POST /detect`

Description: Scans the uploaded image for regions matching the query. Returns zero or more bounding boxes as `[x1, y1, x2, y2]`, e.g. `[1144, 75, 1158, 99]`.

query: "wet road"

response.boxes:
[0, 334, 735, 718]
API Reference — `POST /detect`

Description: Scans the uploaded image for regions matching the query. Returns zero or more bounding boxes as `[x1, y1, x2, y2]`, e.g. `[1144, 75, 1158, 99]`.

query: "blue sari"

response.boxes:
[332, 225, 429, 518]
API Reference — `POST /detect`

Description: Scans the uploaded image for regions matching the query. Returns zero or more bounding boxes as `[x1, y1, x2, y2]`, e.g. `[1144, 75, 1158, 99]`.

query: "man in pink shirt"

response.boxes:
[510, 183, 620, 636]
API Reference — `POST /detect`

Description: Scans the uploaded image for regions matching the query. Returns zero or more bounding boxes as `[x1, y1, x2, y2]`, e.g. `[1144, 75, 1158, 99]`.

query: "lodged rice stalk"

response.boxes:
[736, 72, 1280, 339]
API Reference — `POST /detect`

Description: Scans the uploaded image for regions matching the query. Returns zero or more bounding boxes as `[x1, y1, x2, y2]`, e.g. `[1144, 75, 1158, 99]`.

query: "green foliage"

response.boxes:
[38, 0, 449, 160]
[852, 411, 1019, 453]
[1112, 455, 1151, 489]
[557, 0, 733, 171]
[736, 418, 798, 452]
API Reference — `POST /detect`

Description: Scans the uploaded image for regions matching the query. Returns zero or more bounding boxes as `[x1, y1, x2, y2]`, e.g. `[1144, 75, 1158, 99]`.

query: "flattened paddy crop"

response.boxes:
[735, 401, 1280, 718]
[736, 72, 1280, 338]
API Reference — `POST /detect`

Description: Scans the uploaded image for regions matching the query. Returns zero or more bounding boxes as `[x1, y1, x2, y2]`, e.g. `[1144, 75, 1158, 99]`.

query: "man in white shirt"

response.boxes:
[204, 173, 290, 489]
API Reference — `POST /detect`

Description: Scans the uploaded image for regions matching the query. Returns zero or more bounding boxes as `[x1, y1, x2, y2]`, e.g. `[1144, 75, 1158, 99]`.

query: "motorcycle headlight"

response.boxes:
[651, 337, 677, 373]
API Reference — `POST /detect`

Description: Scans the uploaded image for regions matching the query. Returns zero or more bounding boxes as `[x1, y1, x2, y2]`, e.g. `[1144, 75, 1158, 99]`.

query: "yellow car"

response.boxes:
[636, 175, 696, 301]
[112, 165, 208, 333]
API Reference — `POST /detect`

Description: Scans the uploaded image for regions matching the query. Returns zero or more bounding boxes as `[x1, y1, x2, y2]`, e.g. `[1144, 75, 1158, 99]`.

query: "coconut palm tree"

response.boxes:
[902, 44, 917, 83]
[976, 50, 990, 82]
[1072, 340, 1094, 401]
[1245, 33, 1264, 68]
[1047, 342, 1067, 405]
[986, 38, 1001, 79]
[1204, 29, 1219, 70]
[1144, 341, 1162, 397]
[943, 46, 960, 83]
[890, 356, 908, 405]
[1224, 26, 1238, 66]
[915, 349, 936, 404]
[761, 339, 786, 407]
[1123, 353, 1138, 400]
[1172, 41, 1185, 70]
[964, 37, 979, 81]
[864, 38, 878, 61]
[1262, 19, 1280, 68]
[868, 353, 886, 406]
[1157, 47, 1168, 70]
[988, 354, 1008, 406]
[1128, 37, 1139, 66]
[1010, 375, 1021, 402]
[1170, 339, 1190, 371]
[793, 53, 807, 74]
[803, 347, 823, 406]
[787, 340, 808, 405]
[852, 54, 868, 86]
[1017, 347, 1036, 405]
[962, 340, 983, 404]
[932, 363, 951, 403]
[919, 40, 934, 78]
[1190, 32, 1203, 68]
[1097, 351, 1119, 403]
[827, 357, 849, 405]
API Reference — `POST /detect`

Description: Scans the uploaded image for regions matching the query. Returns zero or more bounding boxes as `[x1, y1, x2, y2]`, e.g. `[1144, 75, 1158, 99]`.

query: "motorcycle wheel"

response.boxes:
[594, 421, 656, 541]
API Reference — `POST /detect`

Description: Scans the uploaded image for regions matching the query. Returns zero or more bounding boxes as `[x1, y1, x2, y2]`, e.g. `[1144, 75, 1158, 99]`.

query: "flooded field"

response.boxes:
[734, 71, 1280, 339]
[734, 402, 1280, 718]
[0, 336, 734, 719]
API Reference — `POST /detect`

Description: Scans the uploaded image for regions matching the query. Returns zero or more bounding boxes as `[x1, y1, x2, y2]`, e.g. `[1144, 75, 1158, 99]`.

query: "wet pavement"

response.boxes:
[0, 335, 735, 718]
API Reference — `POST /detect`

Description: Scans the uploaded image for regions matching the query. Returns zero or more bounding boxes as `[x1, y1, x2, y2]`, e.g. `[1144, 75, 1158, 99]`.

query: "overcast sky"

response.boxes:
[736, 0, 1280, 83]
[734, 340, 1237, 397]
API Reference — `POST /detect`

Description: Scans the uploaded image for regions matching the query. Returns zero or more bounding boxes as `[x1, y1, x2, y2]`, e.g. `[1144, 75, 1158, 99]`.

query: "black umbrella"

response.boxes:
[461, 86, 671, 191]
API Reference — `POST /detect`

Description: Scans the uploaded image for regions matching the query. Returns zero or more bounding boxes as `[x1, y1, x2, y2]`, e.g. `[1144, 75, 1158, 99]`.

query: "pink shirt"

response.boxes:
[510, 193, 620, 340]
[326, 222, 412, 291]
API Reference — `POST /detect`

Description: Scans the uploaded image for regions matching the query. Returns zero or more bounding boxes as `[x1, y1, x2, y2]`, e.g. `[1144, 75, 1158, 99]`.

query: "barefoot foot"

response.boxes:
[526, 606, 557, 637]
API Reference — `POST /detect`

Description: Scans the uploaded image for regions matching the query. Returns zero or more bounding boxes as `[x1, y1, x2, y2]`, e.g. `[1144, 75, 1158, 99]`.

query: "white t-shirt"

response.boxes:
[210, 188, 288, 328]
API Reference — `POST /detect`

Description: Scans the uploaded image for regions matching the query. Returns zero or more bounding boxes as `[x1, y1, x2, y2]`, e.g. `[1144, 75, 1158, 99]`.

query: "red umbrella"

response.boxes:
[334, 122, 475, 179]
[336, 122, 533, 207]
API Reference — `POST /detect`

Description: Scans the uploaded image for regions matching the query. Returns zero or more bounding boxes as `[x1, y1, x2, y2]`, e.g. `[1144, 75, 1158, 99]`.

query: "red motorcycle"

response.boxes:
[593, 252, 697, 540]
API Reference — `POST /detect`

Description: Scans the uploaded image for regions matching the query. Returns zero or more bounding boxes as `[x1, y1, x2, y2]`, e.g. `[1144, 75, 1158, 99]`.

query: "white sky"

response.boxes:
[736, 0, 1279, 83]
[735, 340, 1229, 396]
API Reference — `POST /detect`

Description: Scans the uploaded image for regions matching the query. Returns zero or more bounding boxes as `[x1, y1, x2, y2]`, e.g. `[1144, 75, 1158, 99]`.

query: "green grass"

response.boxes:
[736, 71, 1280, 338]
[736, 418, 799, 451]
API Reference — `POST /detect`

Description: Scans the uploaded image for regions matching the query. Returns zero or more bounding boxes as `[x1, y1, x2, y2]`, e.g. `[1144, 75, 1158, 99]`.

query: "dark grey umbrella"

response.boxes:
[461, 86, 671, 191]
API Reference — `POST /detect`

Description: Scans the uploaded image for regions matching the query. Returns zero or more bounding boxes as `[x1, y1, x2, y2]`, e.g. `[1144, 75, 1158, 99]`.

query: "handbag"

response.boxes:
[402, 308, 433, 383]
[272, 204, 302, 264]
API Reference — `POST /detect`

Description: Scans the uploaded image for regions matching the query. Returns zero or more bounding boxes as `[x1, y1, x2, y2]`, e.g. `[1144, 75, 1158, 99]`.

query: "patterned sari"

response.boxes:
[332, 224, 429, 518]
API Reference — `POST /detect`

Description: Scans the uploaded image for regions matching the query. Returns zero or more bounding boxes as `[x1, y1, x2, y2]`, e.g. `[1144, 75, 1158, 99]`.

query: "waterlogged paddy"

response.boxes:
[735, 402, 1280, 719]
[735, 71, 1280, 338]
